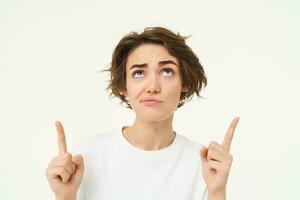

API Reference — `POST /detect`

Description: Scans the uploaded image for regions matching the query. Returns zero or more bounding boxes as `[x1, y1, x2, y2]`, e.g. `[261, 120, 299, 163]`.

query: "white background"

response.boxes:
[0, 0, 299, 199]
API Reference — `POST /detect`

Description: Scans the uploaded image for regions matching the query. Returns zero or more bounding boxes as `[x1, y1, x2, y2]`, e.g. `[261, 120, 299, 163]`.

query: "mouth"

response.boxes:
[141, 100, 162, 106]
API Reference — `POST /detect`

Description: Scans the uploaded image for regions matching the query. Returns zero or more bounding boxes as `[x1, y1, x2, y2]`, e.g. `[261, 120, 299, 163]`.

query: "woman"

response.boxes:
[46, 27, 239, 200]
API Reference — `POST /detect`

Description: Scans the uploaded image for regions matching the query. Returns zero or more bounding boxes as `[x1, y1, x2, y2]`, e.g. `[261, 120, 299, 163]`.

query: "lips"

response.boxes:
[141, 98, 162, 106]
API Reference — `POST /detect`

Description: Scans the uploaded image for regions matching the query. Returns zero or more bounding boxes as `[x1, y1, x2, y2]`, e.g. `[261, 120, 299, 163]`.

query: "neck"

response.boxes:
[122, 115, 176, 151]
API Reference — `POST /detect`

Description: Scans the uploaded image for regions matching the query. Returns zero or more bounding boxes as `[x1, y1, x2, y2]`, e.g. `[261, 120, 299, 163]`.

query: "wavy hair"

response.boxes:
[102, 27, 207, 109]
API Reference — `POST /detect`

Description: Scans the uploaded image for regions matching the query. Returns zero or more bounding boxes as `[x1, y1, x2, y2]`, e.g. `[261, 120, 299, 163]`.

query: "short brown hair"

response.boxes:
[102, 27, 207, 109]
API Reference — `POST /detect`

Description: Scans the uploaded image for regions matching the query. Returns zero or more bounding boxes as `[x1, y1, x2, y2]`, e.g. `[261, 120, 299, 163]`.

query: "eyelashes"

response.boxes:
[132, 68, 174, 78]
[133, 70, 143, 77]
[161, 68, 174, 75]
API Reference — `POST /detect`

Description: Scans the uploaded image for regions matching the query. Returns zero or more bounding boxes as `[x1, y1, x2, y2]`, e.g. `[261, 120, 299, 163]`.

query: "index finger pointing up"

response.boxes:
[222, 117, 240, 151]
[55, 121, 68, 155]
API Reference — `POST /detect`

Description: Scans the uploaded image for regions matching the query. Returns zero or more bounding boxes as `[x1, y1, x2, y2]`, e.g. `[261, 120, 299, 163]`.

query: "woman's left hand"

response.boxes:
[199, 117, 240, 197]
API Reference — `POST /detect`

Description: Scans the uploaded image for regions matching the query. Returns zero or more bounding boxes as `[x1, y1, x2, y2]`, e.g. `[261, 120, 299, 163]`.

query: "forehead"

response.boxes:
[126, 44, 179, 67]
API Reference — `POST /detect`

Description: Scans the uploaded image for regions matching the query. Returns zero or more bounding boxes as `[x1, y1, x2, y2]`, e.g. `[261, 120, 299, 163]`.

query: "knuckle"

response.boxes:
[64, 153, 72, 161]
[209, 148, 216, 155]
[63, 174, 70, 182]
[209, 141, 216, 148]
[65, 153, 72, 158]
[207, 150, 212, 157]
[220, 145, 226, 152]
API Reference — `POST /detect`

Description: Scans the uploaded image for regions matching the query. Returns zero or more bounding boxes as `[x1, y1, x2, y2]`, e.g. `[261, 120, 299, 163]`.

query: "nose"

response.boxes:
[146, 74, 161, 94]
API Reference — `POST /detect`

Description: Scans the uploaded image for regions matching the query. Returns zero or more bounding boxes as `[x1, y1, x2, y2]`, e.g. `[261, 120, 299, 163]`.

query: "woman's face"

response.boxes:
[123, 43, 187, 122]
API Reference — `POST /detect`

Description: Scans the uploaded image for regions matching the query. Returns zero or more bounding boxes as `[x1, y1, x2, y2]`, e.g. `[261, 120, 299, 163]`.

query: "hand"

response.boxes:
[199, 117, 240, 197]
[45, 121, 84, 200]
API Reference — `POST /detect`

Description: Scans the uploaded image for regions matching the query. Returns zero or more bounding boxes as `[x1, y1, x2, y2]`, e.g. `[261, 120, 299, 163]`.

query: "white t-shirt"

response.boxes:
[71, 126, 208, 200]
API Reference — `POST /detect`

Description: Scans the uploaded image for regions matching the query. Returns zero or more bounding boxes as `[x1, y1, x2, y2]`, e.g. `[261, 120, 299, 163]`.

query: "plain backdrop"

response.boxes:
[0, 0, 299, 199]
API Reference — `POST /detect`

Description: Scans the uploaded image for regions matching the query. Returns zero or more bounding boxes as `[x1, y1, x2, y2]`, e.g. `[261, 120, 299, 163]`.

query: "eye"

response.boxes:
[161, 68, 174, 76]
[132, 70, 144, 78]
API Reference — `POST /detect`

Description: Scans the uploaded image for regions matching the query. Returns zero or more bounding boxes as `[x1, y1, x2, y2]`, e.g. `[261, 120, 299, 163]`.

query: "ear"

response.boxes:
[121, 88, 128, 96]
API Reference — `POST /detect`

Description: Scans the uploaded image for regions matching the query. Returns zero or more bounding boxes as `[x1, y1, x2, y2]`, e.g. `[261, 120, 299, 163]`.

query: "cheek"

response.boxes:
[126, 81, 144, 99]
[165, 82, 182, 97]
[166, 81, 181, 95]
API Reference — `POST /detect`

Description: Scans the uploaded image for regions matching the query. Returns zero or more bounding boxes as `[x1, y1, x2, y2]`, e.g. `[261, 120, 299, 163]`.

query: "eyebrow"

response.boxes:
[129, 60, 178, 71]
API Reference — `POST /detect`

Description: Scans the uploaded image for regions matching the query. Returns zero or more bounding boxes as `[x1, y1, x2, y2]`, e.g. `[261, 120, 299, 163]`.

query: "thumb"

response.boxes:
[72, 154, 84, 173]
[69, 155, 84, 185]
[199, 147, 208, 162]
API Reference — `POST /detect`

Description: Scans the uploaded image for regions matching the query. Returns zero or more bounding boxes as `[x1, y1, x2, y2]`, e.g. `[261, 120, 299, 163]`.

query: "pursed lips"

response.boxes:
[141, 98, 162, 103]
[140, 98, 163, 106]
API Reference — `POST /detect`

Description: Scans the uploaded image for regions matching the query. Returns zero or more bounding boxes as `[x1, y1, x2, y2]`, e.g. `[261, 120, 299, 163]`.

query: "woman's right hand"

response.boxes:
[45, 121, 84, 200]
